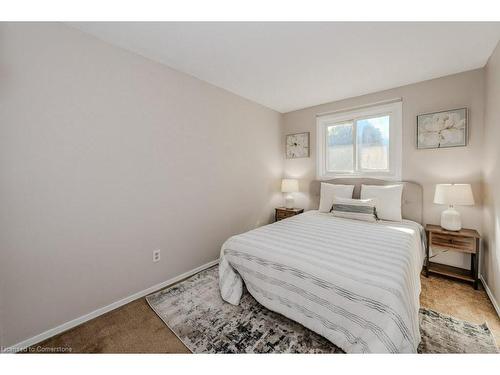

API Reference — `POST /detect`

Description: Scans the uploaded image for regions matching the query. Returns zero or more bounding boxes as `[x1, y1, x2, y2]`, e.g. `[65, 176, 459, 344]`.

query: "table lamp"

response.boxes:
[434, 183, 474, 231]
[281, 179, 299, 209]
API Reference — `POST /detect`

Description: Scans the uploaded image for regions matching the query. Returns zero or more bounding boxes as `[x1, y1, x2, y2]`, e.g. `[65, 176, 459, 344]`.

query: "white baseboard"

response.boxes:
[2, 259, 219, 353]
[480, 275, 500, 318]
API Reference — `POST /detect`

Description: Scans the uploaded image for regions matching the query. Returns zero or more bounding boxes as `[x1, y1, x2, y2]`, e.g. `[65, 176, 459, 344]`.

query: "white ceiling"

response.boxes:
[69, 22, 500, 113]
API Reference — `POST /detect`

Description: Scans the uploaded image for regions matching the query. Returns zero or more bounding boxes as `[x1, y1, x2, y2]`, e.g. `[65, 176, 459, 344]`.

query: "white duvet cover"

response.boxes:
[219, 210, 426, 353]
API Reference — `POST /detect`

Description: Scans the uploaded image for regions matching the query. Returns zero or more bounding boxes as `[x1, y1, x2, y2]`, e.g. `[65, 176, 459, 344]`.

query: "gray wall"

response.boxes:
[482, 41, 500, 310]
[0, 23, 283, 347]
[282, 69, 485, 270]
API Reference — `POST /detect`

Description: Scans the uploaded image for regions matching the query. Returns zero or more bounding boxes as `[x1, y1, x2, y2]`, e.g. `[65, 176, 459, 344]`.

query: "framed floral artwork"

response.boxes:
[417, 108, 468, 149]
[286, 132, 310, 159]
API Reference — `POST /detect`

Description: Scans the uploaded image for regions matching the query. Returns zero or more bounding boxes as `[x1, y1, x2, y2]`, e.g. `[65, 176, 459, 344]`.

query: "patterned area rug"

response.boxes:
[146, 266, 498, 354]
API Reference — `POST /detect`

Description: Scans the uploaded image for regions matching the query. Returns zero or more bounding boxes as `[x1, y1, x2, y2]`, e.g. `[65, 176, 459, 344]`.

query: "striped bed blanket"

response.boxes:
[218, 210, 426, 353]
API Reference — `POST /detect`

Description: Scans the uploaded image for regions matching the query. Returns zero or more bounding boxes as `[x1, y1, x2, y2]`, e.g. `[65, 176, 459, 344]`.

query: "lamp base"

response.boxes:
[440, 206, 462, 231]
[285, 194, 294, 209]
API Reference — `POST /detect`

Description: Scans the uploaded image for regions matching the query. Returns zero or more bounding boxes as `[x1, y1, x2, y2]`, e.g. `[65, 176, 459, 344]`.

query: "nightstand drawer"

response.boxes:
[431, 233, 475, 253]
[276, 211, 294, 220]
[275, 207, 304, 222]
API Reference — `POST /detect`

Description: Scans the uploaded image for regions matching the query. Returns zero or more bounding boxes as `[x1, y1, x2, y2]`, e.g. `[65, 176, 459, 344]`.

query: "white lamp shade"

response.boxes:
[281, 179, 299, 193]
[434, 184, 474, 206]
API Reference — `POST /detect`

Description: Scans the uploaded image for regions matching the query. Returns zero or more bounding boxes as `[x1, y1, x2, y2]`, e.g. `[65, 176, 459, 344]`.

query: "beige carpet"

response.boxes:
[30, 298, 189, 353]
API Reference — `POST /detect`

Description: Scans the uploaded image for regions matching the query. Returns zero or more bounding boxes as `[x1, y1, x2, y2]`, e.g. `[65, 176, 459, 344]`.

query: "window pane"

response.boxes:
[326, 122, 353, 172]
[357, 115, 389, 170]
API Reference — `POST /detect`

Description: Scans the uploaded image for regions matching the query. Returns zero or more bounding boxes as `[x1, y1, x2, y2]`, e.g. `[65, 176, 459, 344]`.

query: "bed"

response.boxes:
[218, 178, 425, 353]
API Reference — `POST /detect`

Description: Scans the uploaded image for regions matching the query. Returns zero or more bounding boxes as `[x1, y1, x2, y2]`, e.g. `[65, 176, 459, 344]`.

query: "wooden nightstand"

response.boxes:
[275, 207, 304, 222]
[425, 224, 481, 289]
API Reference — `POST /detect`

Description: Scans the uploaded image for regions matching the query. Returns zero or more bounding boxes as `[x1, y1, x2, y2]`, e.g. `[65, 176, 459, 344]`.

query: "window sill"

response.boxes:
[317, 172, 401, 181]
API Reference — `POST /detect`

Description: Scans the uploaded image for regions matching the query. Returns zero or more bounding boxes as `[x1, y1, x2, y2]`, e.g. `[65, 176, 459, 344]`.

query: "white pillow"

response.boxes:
[331, 197, 378, 222]
[318, 183, 355, 213]
[360, 184, 403, 222]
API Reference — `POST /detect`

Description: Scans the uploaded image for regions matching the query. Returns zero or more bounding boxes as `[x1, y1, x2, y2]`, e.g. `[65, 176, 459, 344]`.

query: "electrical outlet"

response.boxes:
[153, 249, 161, 263]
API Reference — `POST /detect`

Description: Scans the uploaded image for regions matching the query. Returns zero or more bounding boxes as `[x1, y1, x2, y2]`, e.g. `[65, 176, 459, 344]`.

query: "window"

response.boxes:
[317, 101, 402, 180]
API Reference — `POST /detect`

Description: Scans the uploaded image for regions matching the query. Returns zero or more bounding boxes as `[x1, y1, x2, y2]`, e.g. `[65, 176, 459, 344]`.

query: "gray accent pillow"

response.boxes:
[331, 197, 378, 222]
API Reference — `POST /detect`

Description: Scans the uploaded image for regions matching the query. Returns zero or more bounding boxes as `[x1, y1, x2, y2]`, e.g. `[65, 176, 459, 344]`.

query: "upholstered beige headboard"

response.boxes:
[310, 178, 423, 224]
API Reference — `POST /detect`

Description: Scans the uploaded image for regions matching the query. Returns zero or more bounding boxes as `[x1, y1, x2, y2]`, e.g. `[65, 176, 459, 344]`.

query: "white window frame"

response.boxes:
[316, 101, 402, 180]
